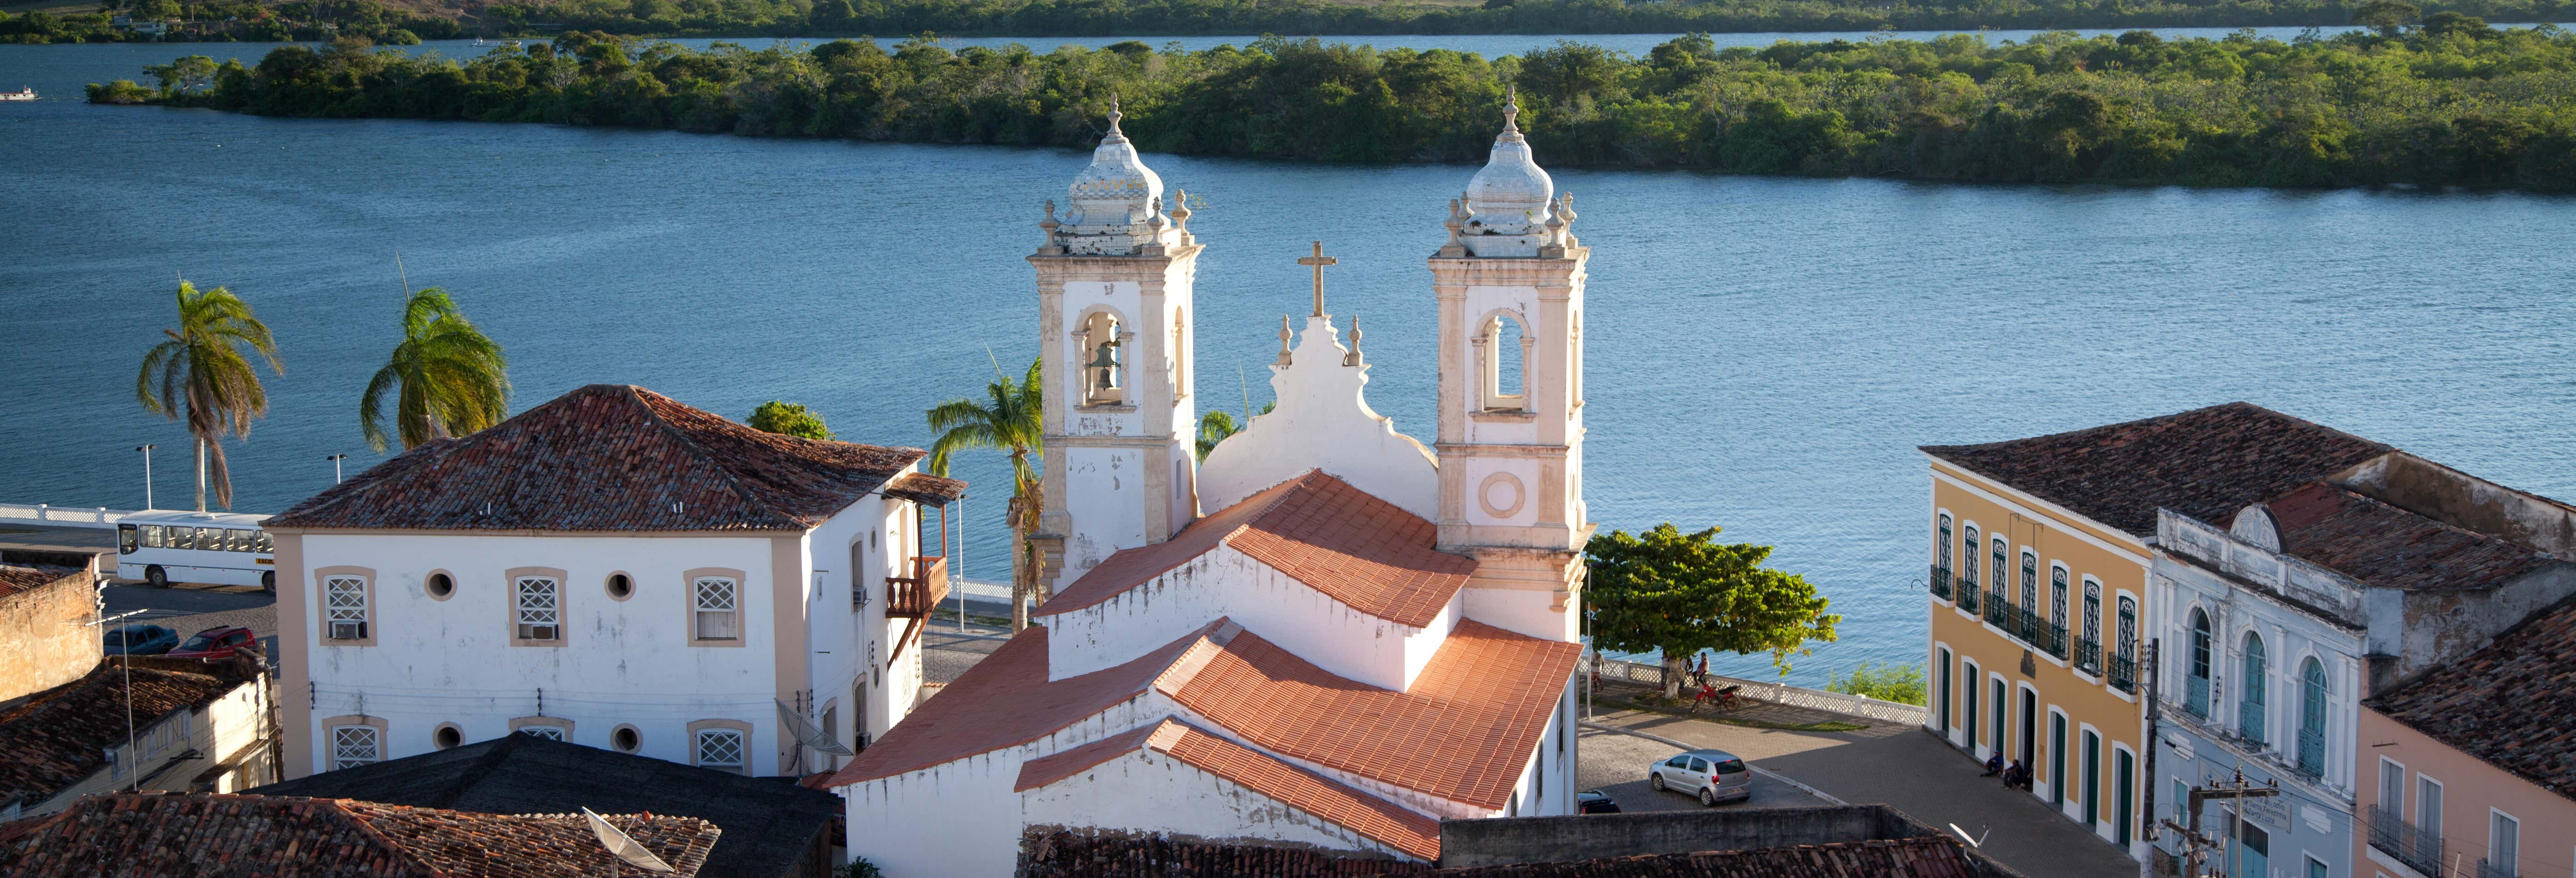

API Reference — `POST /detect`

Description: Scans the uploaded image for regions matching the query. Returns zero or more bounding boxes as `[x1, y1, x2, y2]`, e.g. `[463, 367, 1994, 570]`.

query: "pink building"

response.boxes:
[2358, 597, 2576, 878]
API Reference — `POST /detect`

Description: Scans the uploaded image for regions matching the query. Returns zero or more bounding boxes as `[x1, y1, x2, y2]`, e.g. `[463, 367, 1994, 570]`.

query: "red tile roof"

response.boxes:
[0, 565, 80, 601]
[267, 384, 932, 532]
[1016, 718, 1443, 860]
[0, 793, 718, 877]
[2265, 483, 2555, 591]
[1161, 621, 1580, 811]
[1039, 470, 1477, 628]
[1018, 832, 1988, 878]
[822, 621, 1230, 787]
[883, 472, 968, 505]
[0, 662, 250, 810]
[1921, 402, 2392, 537]
[2370, 595, 2576, 801]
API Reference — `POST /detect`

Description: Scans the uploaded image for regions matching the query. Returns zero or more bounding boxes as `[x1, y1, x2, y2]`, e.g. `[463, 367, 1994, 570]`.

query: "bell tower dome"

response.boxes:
[1428, 88, 1591, 641]
[1028, 99, 1205, 602]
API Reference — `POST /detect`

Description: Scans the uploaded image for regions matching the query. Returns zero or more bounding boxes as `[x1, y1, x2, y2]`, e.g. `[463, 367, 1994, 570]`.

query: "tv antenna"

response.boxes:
[583, 807, 675, 876]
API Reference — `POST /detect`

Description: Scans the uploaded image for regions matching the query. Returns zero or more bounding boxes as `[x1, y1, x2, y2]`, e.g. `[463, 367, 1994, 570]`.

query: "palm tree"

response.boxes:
[1195, 401, 1274, 459]
[360, 287, 511, 453]
[135, 280, 283, 511]
[925, 357, 1044, 631]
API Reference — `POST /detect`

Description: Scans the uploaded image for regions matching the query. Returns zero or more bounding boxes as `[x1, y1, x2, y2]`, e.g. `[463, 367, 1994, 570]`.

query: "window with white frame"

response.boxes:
[2489, 810, 2519, 875]
[331, 725, 381, 770]
[515, 576, 561, 642]
[1961, 525, 1981, 591]
[324, 576, 369, 641]
[694, 577, 740, 640]
[695, 728, 745, 770]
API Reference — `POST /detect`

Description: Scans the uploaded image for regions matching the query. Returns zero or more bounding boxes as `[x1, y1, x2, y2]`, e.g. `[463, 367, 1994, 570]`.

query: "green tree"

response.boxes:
[135, 280, 283, 511]
[359, 287, 510, 453]
[1584, 523, 1838, 698]
[925, 357, 1044, 631]
[1825, 661, 1926, 705]
[145, 55, 218, 94]
[2353, 0, 2420, 36]
[749, 400, 833, 439]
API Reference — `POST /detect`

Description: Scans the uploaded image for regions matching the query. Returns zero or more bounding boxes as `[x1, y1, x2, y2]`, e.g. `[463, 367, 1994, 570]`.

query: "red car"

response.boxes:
[167, 627, 259, 660]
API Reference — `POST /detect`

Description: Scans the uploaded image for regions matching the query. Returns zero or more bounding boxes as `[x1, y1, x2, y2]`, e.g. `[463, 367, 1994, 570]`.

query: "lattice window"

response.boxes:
[695, 578, 739, 640]
[325, 576, 368, 640]
[696, 729, 744, 769]
[516, 577, 561, 641]
[518, 726, 564, 741]
[332, 726, 380, 770]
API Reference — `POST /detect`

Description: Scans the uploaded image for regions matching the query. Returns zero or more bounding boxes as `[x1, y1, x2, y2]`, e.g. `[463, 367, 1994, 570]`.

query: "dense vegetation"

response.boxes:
[98, 19, 2576, 189]
[0, 0, 460, 44]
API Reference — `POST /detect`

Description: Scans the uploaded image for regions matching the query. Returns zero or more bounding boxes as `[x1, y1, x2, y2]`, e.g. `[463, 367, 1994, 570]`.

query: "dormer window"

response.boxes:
[1476, 312, 1532, 411]
[1079, 310, 1127, 406]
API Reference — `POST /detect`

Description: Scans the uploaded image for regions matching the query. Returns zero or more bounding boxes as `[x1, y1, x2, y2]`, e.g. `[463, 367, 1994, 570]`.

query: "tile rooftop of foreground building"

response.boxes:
[1920, 401, 2393, 538]
[2369, 594, 2576, 800]
[0, 792, 718, 878]
[1017, 717, 1443, 860]
[266, 383, 930, 532]
[248, 732, 838, 878]
[0, 661, 248, 810]
[0, 564, 79, 600]
[2263, 482, 2556, 591]
[1038, 470, 1477, 628]
[1017, 831, 1986, 878]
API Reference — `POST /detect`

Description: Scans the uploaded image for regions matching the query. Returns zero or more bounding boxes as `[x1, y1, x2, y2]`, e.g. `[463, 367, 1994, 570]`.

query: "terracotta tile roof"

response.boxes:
[1162, 621, 1581, 811]
[2370, 595, 2576, 801]
[1019, 832, 1988, 877]
[883, 472, 968, 505]
[0, 662, 249, 810]
[2265, 483, 2555, 591]
[0, 792, 718, 877]
[247, 732, 839, 878]
[822, 621, 1229, 787]
[0, 564, 79, 600]
[1016, 718, 1443, 860]
[267, 384, 931, 532]
[1039, 470, 1477, 628]
[1921, 402, 2392, 537]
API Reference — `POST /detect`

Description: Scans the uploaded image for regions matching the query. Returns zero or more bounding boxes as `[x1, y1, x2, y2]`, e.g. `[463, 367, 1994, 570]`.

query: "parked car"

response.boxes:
[1577, 789, 1621, 814]
[1648, 748, 1754, 806]
[104, 623, 178, 656]
[167, 626, 258, 660]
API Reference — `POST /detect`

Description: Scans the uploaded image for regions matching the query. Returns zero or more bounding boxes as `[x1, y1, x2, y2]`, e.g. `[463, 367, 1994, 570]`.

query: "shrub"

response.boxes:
[1825, 661, 1926, 705]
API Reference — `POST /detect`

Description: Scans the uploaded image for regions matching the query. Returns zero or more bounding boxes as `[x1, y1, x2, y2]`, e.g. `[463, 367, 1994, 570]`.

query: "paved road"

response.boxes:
[1575, 726, 1828, 813]
[100, 580, 280, 660]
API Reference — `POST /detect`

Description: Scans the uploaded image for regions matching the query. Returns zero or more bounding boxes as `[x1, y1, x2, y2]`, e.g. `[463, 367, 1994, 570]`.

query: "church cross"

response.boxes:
[1298, 240, 1338, 317]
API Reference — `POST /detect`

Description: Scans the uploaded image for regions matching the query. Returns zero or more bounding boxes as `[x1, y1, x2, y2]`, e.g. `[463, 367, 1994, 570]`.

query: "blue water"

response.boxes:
[4, 34, 2570, 686]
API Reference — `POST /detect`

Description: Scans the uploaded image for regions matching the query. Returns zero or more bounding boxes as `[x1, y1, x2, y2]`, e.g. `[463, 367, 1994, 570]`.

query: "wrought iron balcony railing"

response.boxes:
[2185, 676, 2210, 718]
[2043, 622, 2069, 659]
[1958, 582, 1980, 614]
[1984, 591, 2009, 627]
[2073, 637, 2101, 675]
[1930, 566, 1952, 600]
[2108, 648, 2138, 692]
[2297, 727, 2326, 777]
[2241, 701, 2266, 747]
[2481, 859, 2520, 878]
[2370, 805, 2446, 877]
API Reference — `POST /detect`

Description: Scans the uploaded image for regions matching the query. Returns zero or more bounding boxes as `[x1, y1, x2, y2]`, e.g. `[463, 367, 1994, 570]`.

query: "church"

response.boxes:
[827, 94, 1593, 875]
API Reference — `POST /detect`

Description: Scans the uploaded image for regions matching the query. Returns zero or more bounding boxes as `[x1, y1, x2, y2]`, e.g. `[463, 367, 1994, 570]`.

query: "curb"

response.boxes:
[1578, 720, 1849, 806]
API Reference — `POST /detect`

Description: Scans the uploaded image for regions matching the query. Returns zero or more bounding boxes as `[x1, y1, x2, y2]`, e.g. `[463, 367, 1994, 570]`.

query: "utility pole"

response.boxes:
[2159, 768, 2279, 878]
[135, 445, 157, 509]
[2139, 639, 2161, 878]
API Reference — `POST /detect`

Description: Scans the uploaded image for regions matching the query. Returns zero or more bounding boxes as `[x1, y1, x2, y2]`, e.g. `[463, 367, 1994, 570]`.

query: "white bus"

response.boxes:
[116, 510, 274, 592]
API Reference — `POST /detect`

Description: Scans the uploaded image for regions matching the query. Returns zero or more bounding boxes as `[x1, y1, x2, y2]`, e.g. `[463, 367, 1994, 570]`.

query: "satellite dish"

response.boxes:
[583, 807, 676, 874]
[777, 700, 855, 757]
[1949, 822, 1989, 849]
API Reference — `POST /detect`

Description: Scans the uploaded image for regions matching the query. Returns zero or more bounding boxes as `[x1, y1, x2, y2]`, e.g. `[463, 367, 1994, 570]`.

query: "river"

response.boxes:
[3, 32, 2570, 685]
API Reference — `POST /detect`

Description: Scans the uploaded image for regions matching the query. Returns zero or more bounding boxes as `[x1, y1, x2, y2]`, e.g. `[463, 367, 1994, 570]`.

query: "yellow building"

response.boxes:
[1919, 403, 2393, 860]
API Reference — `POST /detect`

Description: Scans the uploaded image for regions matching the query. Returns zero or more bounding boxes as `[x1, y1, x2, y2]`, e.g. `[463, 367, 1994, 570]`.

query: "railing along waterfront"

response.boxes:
[2370, 805, 2445, 876]
[1929, 566, 1952, 600]
[2185, 676, 2210, 718]
[0, 502, 134, 529]
[1582, 653, 1930, 726]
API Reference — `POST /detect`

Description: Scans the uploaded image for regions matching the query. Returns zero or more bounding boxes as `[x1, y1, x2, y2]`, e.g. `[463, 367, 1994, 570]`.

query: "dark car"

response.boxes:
[167, 626, 258, 660]
[1577, 789, 1621, 814]
[105, 623, 178, 656]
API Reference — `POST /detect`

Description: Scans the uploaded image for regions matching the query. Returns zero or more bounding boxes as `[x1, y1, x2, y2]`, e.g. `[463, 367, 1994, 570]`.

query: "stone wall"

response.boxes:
[0, 565, 100, 705]
[1439, 804, 1943, 867]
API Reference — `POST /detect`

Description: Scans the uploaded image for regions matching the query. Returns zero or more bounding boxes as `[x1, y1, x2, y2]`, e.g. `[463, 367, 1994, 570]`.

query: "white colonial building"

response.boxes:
[829, 96, 1591, 875]
[266, 384, 962, 781]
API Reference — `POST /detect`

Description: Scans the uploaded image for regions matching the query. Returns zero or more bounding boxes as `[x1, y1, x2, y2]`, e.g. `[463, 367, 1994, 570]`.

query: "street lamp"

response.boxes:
[134, 445, 157, 510]
[324, 454, 349, 484]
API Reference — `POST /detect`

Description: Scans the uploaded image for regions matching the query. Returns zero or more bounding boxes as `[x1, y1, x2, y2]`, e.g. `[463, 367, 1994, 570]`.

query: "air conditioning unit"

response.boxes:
[329, 621, 366, 640]
[523, 624, 558, 641]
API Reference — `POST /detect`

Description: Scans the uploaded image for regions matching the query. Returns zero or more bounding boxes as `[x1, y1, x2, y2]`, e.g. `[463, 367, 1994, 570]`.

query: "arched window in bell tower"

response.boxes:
[1477, 311, 1532, 411]
[1079, 310, 1126, 407]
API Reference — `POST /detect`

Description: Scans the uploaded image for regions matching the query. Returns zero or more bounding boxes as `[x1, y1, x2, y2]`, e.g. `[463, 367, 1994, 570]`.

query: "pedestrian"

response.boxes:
[1691, 654, 1709, 688]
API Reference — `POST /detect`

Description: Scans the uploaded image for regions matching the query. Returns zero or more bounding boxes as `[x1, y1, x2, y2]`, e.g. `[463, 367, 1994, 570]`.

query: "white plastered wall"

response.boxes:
[1063, 446, 1151, 579]
[1022, 749, 1416, 861]
[845, 691, 1166, 878]
[1460, 586, 1577, 648]
[1039, 545, 1455, 690]
[1198, 315, 1438, 522]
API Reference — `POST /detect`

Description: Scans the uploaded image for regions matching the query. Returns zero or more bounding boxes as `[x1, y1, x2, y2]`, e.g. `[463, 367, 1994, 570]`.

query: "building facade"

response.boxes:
[265, 384, 962, 781]
[0, 563, 100, 706]
[0, 655, 274, 820]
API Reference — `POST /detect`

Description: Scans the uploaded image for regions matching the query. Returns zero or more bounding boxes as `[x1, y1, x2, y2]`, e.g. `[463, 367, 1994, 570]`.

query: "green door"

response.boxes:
[2083, 731, 2100, 828]
[2115, 748, 2135, 845]
[2050, 712, 2065, 808]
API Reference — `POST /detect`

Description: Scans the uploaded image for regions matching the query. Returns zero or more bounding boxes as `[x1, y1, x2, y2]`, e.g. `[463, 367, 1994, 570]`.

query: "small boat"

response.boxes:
[0, 88, 35, 102]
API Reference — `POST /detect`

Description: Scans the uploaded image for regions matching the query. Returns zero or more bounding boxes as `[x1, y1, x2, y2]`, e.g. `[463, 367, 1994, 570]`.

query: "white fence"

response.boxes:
[0, 503, 136, 529]
[1584, 653, 1930, 727]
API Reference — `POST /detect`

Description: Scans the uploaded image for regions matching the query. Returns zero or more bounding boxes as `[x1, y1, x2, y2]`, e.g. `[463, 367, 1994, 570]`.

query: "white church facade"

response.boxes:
[828, 94, 1593, 874]
[265, 384, 962, 782]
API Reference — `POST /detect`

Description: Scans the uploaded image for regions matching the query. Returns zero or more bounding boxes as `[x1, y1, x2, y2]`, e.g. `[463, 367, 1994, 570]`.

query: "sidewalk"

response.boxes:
[1588, 702, 2138, 878]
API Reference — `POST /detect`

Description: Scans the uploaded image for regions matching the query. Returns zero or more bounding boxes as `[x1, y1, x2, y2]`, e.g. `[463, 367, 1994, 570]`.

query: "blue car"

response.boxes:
[105, 623, 178, 656]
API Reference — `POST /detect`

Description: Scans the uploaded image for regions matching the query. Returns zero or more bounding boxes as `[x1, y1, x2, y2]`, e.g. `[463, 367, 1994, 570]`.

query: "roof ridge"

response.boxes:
[1922, 401, 2394, 456]
[619, 386, 790, 528]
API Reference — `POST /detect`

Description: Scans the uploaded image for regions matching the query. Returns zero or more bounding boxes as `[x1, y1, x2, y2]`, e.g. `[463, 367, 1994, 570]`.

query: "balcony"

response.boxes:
[885, 555, 950, 619]
[2043, 622, 2068, 659]
[2074, 636, 2101, 675]
[1930, 566, 1952, 600]
[2185, 676, 2210, 718]
[1983, 591, 2009, 628]
[2241, 700, 2267, 747]
[2108, 649, 2137, 692]
[2296, 727, 2325, 777]
[2370, 804, 2445, 877]
[1958, 581, 1980, 614]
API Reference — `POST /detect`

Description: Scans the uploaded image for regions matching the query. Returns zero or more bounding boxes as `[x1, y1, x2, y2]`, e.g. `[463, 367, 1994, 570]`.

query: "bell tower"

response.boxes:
[1028, 100, 1204, 600]
[1428, 89, 1590, 640]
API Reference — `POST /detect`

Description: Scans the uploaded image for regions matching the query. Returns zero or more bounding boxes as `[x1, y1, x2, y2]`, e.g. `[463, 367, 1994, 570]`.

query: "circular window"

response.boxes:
[426, 572, 455, 600]
[606, 573, 633, 600]
[611, 725, 641, 753]
[433, 724, 462, 750]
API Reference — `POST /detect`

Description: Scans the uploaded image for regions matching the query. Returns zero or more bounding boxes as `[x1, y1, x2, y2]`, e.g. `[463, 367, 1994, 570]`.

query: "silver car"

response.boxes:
[1649, 748, 1754, 806]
